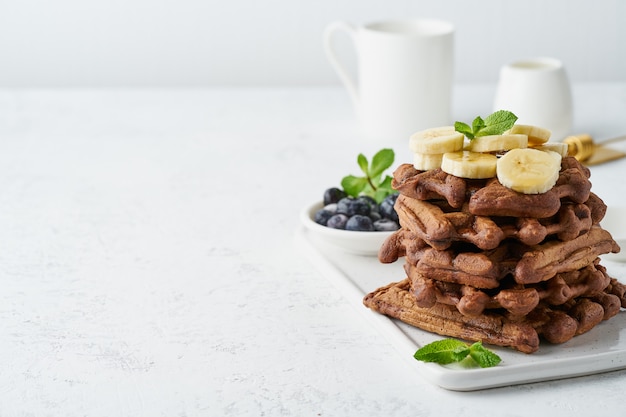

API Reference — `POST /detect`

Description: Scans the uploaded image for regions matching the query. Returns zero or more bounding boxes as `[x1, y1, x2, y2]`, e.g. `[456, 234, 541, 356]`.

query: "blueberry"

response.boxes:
[323, 203, 338, 214]
[357, 195, 376, 208]
[369, 211, 382, 221]
[380, 193, 399, 222]
[323, 188, 347, 205]
[373, 218, 400, 232]
[336, 198, 351, 214]
[326, 213, 349, 229]
[346, 215, 374, 231]
[369, 203, 381, 216]
[352, 200, 371, 216]
[336, 198, 350, 214]
[314, 208, 335, 226]
[337, 197, 370, 217]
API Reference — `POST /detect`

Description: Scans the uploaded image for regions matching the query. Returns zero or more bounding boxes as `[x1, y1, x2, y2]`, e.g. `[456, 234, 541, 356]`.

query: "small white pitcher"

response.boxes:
[324, 19, 455, 144]
[494, 57, 573, 141]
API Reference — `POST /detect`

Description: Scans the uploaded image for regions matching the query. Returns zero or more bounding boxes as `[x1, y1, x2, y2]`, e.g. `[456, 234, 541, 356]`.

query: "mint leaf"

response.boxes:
[414, 339, 470, 364]
[455, 110, 518, 139]
[378, 175, 393, 191]
[414, 339, 502, 368]
[472, 116, 486, 134]
[476, 110, 518, 137]
[469, 341, 502, 368]
[357, 153, 369, 176]
[340, 175, 368, 197]
[369, 148, 394, 179]
[454, 121, 474, 139]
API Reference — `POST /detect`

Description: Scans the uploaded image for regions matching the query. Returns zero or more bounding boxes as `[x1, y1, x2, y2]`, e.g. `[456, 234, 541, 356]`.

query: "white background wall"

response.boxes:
[0, 0, 624, 88]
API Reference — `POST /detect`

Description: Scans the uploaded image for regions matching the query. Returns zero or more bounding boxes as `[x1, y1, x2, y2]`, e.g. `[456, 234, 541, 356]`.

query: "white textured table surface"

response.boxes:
[0, 84, 625, 416]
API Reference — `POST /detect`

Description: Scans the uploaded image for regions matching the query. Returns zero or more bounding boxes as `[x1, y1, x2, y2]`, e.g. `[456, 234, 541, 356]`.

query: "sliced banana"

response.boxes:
[441, 151, 497, 179]
[410, 126, 465, 155]
[468, 134, 528, 153]
[509, 124, 552, 146]
[497, 148, 561, 194]
[413, 152, 443, 171]
[532, 142, 569, 158]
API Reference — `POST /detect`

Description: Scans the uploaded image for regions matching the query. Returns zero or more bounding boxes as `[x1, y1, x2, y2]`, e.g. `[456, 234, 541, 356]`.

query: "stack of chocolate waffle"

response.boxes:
[363, 157, 623, 353]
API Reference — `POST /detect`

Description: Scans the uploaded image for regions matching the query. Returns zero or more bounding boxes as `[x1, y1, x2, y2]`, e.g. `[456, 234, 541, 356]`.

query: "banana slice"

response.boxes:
[441, 151, 497, 179]
[532, 142, 569, 157]
[410, 126, 465, 154]
[468, 134, 528, 153]
[413, 152, 443, 171]
[509, 124, 552, 146]
[497, 148, 561, 194]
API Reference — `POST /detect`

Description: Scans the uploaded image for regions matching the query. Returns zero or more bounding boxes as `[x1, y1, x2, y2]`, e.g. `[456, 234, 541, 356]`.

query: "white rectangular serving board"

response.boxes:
[295, 227, 626, 391]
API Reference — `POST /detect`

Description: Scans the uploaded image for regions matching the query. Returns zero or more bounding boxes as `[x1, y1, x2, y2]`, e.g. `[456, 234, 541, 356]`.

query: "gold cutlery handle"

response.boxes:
[563, 134, 626, 165]
[563, 134, 595, 161]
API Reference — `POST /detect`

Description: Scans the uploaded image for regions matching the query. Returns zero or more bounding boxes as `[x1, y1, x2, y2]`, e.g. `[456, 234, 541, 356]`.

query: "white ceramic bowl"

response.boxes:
[300, 201, 394, 256]
[601, 205, 626, 262]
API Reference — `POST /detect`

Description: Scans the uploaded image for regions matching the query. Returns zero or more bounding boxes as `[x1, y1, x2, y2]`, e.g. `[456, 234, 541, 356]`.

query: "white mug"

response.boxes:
[493, 57, 573, 141]
[324, 19, 455, 145]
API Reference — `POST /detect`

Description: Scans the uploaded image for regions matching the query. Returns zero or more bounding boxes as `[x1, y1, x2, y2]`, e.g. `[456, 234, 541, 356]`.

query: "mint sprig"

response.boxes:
[341, 149, 395, 203]
[468, 341, 502, 368]
[455, 110, 518, 140]
[414, 339, 502, 368]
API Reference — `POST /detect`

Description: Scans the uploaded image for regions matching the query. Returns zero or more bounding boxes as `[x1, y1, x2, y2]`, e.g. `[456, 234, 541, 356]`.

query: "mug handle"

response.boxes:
[323, 21, 359, 108]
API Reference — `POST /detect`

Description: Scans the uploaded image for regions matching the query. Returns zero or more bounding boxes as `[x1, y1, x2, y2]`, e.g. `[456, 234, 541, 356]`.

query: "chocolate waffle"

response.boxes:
[363, 278, 623, 353]
[395, 193, 606, 250]
[408, 261, 615, 317]
[392, 156, 592, 218]
[380, 226, 619, 287]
